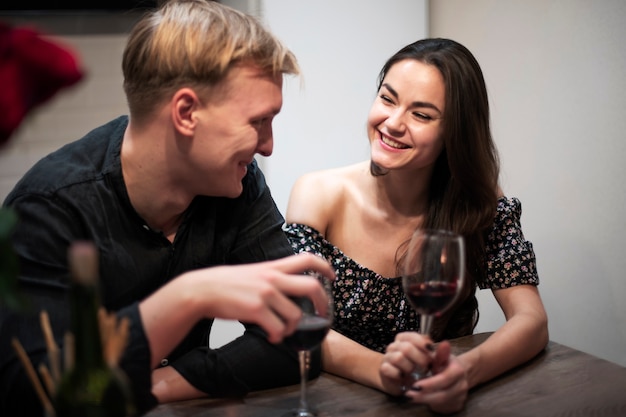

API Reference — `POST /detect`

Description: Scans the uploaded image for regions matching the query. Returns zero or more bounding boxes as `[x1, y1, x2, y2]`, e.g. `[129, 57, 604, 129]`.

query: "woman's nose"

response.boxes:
[385, 108, 406, 133]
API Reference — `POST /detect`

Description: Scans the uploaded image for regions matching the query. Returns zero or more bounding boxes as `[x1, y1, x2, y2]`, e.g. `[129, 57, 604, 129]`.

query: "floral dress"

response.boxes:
[284, 196, 539, 353]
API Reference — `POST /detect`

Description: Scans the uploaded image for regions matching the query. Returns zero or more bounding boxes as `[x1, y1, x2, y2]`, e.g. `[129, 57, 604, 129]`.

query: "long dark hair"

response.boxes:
[374, 38, 500, 341]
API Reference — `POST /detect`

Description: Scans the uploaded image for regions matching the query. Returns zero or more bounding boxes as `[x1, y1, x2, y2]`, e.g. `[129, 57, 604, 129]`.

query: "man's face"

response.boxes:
[187, 64, 283, 198]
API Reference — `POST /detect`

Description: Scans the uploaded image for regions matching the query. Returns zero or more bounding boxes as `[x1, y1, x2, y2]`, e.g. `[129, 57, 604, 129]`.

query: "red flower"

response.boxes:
[0, 21, 83, 145]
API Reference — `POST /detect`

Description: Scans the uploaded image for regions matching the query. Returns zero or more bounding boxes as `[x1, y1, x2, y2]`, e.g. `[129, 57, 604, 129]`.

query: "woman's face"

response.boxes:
[368, 59, 446, 174]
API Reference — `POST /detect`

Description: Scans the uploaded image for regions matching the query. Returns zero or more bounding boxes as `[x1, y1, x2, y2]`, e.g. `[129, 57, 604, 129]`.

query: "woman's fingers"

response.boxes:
[406, 377, 468, 414]
[384, 332, 434, 376]
[405, 347, 469, 414]
[432, 340, 451, 373]
[380, 333, 469, 414]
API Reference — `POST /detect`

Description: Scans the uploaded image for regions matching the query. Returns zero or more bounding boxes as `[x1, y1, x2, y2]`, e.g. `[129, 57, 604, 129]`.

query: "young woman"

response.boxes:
[285, 38, 548, 414]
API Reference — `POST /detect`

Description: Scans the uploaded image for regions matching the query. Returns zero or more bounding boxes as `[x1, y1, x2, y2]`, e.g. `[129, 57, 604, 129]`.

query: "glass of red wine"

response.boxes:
[282, 273, 333, 417]
[402, 229, 465, 380]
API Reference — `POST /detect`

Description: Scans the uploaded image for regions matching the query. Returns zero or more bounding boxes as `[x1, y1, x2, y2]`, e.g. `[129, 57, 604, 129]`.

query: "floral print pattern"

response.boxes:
[284, 197, 539, 353]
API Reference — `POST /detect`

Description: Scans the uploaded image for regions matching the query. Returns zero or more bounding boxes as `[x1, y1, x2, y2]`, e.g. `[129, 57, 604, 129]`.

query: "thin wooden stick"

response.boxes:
[63, 332, 74, 371]
[98, 308, 112, 346]
[38, 363, 56, 397]
[11, 338, 55, 417]
[99, 308, 129, 367]
[39, 310, 61, 383]
[106, 316, 130, 367]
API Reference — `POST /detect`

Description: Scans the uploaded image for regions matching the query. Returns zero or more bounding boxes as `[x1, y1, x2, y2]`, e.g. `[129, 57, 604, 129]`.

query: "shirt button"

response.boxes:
[160, 358, 169, 366]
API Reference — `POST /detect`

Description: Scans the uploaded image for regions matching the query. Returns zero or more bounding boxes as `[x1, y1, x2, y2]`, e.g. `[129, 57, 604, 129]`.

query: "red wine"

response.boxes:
[406, 281, 458, 316]
[284, 315, 331, 351]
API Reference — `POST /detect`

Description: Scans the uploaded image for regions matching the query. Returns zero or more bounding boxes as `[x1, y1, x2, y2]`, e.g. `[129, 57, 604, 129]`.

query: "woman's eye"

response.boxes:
[413, 112, 433, 121]
[379, 94, 394, 104]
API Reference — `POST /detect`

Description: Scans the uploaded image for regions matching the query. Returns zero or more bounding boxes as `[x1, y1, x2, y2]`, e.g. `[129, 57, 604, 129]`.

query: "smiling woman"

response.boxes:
[369, 60, 446, 168]
[284, 38, 548, 414]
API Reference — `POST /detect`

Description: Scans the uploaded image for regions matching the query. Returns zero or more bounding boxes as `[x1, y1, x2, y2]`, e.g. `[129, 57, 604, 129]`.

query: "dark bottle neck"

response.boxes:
[69, 280, 105, 370]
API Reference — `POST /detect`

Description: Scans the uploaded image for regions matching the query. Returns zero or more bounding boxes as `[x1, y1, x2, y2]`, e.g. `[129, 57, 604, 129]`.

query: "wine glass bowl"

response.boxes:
[402, 229, 465, 380]
[282, 273, 334, 417]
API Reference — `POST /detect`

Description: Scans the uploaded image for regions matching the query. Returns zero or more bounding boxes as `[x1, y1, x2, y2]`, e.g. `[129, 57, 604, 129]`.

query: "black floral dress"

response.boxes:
[284, 197, 539, 353]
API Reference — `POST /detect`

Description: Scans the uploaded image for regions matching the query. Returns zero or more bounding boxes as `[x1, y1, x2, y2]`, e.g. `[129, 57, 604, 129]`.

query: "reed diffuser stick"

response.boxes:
[11, 338, 56, 417]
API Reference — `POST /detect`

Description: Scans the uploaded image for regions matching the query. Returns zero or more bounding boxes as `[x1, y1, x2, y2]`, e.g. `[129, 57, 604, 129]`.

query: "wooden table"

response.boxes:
[145, 332, 626, 416]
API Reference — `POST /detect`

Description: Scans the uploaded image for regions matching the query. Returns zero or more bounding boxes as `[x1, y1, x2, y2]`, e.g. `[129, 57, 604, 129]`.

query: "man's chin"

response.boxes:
[223, 184, 244, 199]
[199, 183, 243, 199]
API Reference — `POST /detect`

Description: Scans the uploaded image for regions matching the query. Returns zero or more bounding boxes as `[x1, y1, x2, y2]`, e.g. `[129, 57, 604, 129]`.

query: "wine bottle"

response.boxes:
[53, 241, 134, 417]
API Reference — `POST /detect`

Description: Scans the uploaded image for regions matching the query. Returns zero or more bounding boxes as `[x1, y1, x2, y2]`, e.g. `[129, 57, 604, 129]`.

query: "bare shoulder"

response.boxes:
[293, 163, 361, 191]
[286, 162, 367, 232]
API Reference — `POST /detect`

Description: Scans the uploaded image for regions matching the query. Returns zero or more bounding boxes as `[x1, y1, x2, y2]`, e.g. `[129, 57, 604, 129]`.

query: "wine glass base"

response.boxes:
[410, 370, 432, 381]
[283, 408, 317, 417]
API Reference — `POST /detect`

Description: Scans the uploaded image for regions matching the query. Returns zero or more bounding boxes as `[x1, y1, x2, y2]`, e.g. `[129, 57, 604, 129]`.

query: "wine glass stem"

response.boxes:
[411, 314, 435, 381]
[298, 350, 310, 413]
[420, 314, 434, 337]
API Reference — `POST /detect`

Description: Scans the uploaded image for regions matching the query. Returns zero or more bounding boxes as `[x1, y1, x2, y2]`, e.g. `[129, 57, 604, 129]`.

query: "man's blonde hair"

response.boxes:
[122, 0, 299, 120]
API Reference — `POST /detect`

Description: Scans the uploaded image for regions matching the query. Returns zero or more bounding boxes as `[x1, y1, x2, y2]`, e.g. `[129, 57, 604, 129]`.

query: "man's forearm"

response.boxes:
[152, 366, 206, 403]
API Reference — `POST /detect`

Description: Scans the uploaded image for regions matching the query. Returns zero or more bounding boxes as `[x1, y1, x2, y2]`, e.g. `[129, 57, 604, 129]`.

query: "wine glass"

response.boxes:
[282, 273, 334, 417]
[402, 229, 465, 380]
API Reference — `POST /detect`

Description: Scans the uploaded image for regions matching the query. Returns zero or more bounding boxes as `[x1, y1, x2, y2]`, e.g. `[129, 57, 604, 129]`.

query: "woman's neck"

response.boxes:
[370, 167, 431, 222]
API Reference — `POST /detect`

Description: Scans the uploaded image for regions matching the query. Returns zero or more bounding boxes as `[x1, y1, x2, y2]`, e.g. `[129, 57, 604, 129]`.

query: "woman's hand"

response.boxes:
[379, 332, 469, 414]
[379, 332, 435, 395]
[405, 340, 469, 414]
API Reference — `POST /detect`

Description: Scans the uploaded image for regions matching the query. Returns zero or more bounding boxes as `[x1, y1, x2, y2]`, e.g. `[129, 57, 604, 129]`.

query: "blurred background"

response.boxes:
[1, 0, 624, 368]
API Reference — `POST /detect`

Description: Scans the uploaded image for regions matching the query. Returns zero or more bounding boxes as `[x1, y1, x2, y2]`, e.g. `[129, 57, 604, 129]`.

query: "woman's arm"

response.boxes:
[457, 284, 549, 388]
[321, 330, 385, 389]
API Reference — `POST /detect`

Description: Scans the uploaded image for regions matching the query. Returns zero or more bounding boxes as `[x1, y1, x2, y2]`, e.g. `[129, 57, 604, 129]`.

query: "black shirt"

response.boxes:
[0, 116, 312, 416]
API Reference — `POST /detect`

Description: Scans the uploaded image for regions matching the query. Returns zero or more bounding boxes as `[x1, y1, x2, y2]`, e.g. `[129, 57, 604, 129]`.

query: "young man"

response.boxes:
[0, 1, 334, 415]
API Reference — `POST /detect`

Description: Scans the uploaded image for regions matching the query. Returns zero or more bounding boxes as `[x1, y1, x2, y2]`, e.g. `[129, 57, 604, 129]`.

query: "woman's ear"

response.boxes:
[171, 88, 199, 136]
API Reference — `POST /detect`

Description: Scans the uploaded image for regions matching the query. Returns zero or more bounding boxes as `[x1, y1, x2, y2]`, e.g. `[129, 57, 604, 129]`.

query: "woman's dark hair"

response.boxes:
[374, 38, 500, 341]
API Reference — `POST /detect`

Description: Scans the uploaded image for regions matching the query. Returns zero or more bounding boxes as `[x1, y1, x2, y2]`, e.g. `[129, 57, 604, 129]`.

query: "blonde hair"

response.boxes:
[122, 0, 299, 120]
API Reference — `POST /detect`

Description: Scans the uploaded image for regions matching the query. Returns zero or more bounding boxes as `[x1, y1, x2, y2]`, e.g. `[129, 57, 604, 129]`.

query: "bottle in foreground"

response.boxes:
[53, 241, 134, 417]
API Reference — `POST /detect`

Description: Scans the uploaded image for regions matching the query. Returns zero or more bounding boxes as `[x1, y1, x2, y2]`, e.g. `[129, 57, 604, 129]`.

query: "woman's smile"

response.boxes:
[380, 133, 410, 150]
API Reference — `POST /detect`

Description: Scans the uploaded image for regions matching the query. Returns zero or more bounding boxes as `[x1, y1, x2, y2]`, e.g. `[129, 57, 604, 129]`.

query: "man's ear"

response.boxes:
[171, 88, 200, 136]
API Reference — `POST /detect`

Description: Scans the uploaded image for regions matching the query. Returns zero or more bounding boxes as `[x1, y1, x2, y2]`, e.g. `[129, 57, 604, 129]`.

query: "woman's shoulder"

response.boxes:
[488, 195, 528, 244]
[294, 161, 365, 186]
[287, 162, 368, 232]
[290, 162, 366, 203]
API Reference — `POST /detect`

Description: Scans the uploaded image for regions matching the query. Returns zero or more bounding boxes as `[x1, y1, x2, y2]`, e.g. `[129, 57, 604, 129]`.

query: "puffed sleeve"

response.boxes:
[482, 197, 539, 289]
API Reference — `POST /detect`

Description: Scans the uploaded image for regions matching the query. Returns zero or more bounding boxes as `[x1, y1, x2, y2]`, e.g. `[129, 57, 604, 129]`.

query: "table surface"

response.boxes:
[145, 332, 626, 417]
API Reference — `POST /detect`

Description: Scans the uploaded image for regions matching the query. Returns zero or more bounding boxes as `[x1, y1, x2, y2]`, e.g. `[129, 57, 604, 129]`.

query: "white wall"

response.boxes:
[211, 0, 429, 348]
[430, 0, 626, 367]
